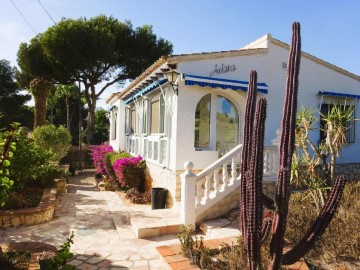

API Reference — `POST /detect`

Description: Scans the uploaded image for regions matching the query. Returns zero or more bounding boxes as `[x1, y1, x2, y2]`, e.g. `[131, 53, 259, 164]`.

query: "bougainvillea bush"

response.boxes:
[89, 143, 114, 175]
[113, 155, 146, 192]
[105, 152, 131, 181]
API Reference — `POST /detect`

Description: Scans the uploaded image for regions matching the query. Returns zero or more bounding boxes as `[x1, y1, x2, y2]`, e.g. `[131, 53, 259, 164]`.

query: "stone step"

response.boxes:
[129, 208, 182, 238]
[199, 218, 241, 240]
[112, 215, 137, 239]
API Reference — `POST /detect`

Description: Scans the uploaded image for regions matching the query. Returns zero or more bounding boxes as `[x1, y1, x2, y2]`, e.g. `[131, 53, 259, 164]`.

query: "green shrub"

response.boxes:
[33, 125, 72, 164]
[9, 132, 52, 187]
[104, 152, 117, 181]
[0, 122, 18, 206]
[110, 152, 131, 165]
[36, 166, 67, 186]
[8, 131, 66, 188]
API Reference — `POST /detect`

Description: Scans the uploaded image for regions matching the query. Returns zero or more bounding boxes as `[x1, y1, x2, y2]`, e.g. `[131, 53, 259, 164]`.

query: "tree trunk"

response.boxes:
[66, 95, 71, 129]
[86, 98, 96, 144]
[34, 96, 47, 128]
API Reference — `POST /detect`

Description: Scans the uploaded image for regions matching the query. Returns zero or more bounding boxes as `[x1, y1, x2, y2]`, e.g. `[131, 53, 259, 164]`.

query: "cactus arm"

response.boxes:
[282, 175, 346, 265]
[246, 98, 267, 270]
[261, 218, 272, 243]
[240, 70, 258, 241]
[269, 22, 301, 270]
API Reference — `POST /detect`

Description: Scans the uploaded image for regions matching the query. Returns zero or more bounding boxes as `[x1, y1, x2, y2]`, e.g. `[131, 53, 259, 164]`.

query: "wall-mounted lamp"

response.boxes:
[165, 70, 180, 95]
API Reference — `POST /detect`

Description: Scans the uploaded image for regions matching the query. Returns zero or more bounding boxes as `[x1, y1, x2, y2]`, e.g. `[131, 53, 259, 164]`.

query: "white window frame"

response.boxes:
[150, 93, 166, 135]
[194, 92, 240, 153]
[320, 102, 356, 144]
[130, 106, 136, 135]
[142, 99, 149, 135]
[125, 107, 130, 135]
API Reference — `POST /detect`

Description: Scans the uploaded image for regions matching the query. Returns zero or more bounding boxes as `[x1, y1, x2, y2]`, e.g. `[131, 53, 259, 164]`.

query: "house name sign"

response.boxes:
[210, 64, 236, 77]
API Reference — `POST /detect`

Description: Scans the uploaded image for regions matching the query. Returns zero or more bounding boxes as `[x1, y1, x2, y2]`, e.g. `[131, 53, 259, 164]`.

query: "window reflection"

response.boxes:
[216, 95, 238, 156]
[194, 94, 211, 148]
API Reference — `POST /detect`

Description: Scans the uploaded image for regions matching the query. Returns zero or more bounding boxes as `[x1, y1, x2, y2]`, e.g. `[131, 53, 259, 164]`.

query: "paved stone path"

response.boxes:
[0, 170, 179, 270]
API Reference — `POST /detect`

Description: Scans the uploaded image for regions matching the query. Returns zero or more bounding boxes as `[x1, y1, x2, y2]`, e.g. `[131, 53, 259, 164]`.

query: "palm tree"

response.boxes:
[29, 76, 52, 127]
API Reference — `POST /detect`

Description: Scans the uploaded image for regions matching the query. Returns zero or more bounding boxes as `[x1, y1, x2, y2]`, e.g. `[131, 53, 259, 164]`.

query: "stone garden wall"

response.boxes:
[335, 163, 360, 181]
[0, 188, 57, 228]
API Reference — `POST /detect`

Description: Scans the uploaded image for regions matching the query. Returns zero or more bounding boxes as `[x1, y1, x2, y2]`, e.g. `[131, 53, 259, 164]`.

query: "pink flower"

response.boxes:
[112, 155, 145, 188]
[89, 143, 114, 175]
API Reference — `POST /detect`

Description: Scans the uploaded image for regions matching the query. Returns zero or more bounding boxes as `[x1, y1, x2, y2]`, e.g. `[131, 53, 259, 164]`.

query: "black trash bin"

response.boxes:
[151, 187, 168, 210]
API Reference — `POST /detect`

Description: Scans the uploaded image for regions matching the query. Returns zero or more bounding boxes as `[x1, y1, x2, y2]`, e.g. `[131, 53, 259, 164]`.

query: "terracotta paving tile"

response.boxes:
[169, 244, 182, 255]
[156, 245, 175, 257]
[164, 254, 188, 263]
[168, 260, 196, 270]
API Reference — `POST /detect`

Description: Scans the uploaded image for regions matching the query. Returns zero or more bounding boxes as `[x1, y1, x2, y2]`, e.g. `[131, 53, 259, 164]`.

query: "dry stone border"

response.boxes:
[0, 188, 57, 228]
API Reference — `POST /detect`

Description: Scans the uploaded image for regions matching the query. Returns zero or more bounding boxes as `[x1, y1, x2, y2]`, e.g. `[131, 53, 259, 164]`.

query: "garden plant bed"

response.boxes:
[156, 237, 309, 270]
[0, 187, 44, 210]
[0, 242, 58, 270]
[0, 188, 57, 228]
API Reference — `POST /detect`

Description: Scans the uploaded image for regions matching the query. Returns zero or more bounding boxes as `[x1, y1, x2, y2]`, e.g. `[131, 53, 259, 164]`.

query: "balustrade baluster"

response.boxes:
[268, 150, 274, 177]
[273, 151, 279, 175]
[231, 157, 237, 184]
[203, 175, 211, 203]
[263, 152, 269, 175]
[196, 178, 204, 206]
[213, 168, 220, 195]
[222, 163, 228, 190]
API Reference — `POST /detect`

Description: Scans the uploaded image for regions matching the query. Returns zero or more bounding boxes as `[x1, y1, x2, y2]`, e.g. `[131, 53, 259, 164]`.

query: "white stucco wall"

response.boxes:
[173, 41, 360, 169]
[107, 36, 360, 207]
[266, 41, 360, 163]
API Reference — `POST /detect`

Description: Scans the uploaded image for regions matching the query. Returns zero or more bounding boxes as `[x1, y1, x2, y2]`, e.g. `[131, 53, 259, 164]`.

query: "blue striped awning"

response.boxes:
[184, 74, 268, 94]
[124, 78, 168, 104]
[318, 91, 360, 99]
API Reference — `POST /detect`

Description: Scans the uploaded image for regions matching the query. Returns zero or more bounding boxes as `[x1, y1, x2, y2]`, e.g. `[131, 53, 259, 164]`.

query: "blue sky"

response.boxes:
[1, 0, 359, 107]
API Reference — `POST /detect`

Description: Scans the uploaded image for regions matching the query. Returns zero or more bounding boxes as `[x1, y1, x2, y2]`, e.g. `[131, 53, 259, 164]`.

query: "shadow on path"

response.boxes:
[67, 169, 98, 193]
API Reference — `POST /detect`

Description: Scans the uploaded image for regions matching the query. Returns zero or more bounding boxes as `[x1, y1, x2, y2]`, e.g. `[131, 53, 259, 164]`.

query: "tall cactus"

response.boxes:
[268, 21, 302, 269]
[240, 70, 258, 245]
[239, 22, 346, 270]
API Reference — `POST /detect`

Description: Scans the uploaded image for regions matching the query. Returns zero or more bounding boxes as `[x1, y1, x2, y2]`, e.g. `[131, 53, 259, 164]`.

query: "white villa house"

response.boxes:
[106, 34, 360, 223]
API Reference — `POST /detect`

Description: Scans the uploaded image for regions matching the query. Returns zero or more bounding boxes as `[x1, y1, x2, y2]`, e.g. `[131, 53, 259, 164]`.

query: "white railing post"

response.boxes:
[181, 161, 196, 226]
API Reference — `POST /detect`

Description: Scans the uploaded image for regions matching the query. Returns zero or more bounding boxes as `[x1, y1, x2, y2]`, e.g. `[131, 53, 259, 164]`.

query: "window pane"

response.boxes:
[216, 95, 238, 156]
[131, 108, 136, 134]
[346, 107, 355, 143]
[159, 95, 165, 133]
[320, 104, 355, 144]
[142, 100, 148, 134]
[194, 94, 211, 148]
[154, 141, 159, 161]
[125, 108, 130, 135]
[151, 100, 160, 134]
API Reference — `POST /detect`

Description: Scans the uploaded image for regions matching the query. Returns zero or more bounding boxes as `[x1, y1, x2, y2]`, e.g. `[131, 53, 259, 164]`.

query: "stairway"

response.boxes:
[112, 205, 182, 239]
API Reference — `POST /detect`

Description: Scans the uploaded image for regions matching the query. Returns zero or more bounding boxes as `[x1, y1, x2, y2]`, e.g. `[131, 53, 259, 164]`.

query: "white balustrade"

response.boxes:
[181, 143, 279, 225]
